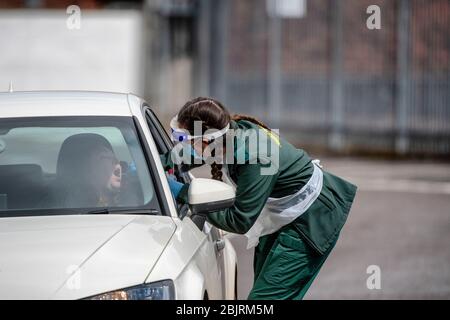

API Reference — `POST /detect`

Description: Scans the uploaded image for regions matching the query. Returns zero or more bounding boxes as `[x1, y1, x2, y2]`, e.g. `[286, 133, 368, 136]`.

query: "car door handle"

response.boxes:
[215, 239, 226, 251]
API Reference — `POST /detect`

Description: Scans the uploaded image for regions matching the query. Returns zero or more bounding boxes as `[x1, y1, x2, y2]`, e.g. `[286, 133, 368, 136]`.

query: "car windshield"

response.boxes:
[0, 116, 160, 217]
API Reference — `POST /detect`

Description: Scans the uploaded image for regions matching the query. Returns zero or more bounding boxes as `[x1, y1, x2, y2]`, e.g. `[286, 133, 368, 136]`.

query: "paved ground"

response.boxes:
[194, 158, 450, 299]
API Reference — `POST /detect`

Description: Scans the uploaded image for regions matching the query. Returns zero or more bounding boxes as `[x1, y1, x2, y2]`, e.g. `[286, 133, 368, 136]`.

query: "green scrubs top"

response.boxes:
[163, 119, 357, 255]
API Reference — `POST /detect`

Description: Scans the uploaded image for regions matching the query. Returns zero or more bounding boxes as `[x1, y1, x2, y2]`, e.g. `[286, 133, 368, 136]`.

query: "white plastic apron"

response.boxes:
[222, 160, 324, 249]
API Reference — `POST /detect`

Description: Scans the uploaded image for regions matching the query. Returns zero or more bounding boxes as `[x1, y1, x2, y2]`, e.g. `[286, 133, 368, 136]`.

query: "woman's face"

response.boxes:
[107, 162, 122, 190]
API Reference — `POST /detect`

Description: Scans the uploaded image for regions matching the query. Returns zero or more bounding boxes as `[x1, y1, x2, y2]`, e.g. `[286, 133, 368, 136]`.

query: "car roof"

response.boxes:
[0, 91, 141, 118]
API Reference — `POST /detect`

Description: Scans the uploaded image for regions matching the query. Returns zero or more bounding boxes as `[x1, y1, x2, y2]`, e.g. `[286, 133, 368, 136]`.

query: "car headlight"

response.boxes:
[87, 280, 175, 300]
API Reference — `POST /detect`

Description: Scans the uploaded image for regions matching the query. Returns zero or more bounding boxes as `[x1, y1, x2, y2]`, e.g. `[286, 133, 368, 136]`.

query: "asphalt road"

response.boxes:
[195, 158, 450, 299]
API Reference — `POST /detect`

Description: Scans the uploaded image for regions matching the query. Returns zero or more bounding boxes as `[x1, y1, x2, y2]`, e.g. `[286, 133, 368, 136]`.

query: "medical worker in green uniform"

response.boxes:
[164, 97, 357, 300]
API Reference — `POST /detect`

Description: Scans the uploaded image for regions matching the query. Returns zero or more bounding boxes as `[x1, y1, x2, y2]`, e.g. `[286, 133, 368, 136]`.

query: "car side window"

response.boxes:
[144, 107, 172, 154]
[143, 105, 192, 218]
[143, 105, 191, 181]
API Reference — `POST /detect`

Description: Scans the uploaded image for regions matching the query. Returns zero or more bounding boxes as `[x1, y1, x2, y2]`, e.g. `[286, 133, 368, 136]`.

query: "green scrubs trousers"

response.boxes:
[248, 226, 338, 300]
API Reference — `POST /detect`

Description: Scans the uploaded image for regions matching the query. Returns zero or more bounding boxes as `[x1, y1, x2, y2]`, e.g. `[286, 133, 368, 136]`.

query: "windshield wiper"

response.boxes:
[82, 208, 159, 215]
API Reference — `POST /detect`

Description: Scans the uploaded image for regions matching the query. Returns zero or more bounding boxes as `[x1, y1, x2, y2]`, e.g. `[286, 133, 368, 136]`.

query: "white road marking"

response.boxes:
[349, 178, 450, 195]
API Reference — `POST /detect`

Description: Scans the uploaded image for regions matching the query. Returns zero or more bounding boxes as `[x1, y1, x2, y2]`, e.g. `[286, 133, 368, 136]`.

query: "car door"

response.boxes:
[142, 105, 227, 298]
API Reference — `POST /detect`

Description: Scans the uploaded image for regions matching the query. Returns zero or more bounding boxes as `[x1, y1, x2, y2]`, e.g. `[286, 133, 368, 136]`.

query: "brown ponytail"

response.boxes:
[209, 147, 222, 181]
[210, 164, 223, 181]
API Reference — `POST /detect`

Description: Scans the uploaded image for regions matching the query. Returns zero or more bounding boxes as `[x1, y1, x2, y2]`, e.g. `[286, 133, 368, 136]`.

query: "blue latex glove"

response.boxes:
[167, 174, 184, 199]
[128, 161, 137, 175]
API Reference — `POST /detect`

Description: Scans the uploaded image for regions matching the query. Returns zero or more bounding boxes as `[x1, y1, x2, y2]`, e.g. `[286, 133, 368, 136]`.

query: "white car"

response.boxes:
[0, 91, 238, 300]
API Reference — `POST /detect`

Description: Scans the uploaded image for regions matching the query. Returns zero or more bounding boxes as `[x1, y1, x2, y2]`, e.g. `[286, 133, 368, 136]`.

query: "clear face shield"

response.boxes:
[169, 115, 230, 165]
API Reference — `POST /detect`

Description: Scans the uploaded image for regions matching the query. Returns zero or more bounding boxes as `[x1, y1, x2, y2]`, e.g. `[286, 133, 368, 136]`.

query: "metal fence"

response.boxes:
[146, 0, 450, 156]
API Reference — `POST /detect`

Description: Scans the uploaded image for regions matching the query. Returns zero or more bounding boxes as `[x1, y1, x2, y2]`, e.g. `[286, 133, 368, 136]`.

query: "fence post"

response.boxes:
[194, 0, 211, 97]
[268, 7, 283, 127]
[210, 0, 229, 102]
[329, 0, 344, 151]
[142, 1, 171, 117]
[395, 0, 411, 154]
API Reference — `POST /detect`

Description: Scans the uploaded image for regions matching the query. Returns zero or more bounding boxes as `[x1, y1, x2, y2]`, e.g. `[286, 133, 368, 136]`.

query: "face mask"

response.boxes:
[170, 142, 204, 165]
[191, 139, 206, 161]
[191, 146, 204, 161]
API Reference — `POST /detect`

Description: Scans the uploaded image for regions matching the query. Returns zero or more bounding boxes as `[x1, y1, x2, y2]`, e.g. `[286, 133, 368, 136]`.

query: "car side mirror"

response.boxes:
[188, 178, 235, 214]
